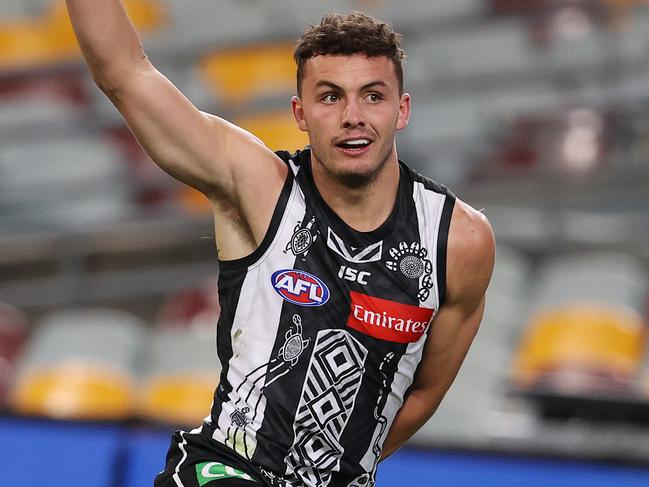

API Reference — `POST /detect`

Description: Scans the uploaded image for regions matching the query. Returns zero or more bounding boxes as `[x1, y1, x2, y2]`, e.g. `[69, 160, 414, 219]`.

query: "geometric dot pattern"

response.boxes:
[285, 330, 367, 487]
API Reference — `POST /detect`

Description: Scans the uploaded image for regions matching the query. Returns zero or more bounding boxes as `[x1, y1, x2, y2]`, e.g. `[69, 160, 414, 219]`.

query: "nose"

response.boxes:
[342, 99, 365, 128]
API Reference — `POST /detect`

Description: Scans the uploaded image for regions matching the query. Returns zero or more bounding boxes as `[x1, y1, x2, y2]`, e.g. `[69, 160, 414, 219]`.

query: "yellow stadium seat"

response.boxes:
[0, 0, 164, 70]
[511, 304, 646, 393]
[8, 308, 144, 421]
[0, 19, 52, 69]
[139, 372, 217, 426]
[138, 326, 218, 427]
[235, 110, 308, 152]
[199, 43, 296, 105]
[10, 360, 135, 420]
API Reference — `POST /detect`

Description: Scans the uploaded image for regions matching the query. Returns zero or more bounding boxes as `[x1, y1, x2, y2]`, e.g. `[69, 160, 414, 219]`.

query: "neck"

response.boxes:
[310, 150, 401, 233]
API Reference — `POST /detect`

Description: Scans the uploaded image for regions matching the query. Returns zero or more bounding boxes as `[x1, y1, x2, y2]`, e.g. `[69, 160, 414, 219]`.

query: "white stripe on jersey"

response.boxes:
[212, 177, 307, 459]
[288, 158, 301, 176]
[358, 181, 447, 474]
[172, 431, 189, 487]
[413, 181, 447, 309]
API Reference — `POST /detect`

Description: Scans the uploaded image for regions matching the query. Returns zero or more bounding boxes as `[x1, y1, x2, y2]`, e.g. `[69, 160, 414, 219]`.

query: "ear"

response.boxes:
[396, 93, 411, 131]
[291, 96, 308, 132]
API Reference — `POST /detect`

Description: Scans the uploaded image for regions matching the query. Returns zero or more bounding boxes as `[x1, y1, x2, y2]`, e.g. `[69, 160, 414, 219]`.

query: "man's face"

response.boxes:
[292, 54, 410, 188]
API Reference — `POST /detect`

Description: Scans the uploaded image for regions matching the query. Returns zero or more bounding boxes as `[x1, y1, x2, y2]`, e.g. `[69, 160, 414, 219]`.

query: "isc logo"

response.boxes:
[338, 265, 371, 285]
[271, 269, 330, 307]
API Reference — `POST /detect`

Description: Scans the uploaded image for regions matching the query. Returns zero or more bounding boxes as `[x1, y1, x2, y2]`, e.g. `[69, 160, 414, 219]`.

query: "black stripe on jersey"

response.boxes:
[249, 309, 311, 470]
[436, 194, 455, 309]
[212, 268, 248, 423]
[218, 160, 294, 272]
[331, 341, 401, 485]
[401, 165, 455, 309]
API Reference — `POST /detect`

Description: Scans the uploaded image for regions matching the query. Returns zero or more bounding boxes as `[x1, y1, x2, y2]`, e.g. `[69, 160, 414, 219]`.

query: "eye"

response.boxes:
[322, 93, 339, 104]
[365, 93, 383, 103]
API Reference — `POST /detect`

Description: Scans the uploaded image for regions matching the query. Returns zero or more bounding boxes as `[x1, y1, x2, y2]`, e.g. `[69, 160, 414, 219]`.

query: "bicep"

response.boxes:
[411, 295, 485, 394]
[412, 201, 495, 394]
[104, 60, 284, 201]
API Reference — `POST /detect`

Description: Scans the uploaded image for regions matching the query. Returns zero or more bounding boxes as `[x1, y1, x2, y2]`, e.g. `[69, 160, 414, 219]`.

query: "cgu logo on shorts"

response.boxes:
[272, 269, 330, 307]
[347, 291, 434, 343]
[195, 462, 256, 486]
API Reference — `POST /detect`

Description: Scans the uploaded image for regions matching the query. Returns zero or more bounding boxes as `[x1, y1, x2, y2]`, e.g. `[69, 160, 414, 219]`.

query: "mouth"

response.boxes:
[335, 137, 373, 156]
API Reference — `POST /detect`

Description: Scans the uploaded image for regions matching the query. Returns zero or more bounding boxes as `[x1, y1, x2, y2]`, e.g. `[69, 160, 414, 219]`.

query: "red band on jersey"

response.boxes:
[347, 292, 434, 343]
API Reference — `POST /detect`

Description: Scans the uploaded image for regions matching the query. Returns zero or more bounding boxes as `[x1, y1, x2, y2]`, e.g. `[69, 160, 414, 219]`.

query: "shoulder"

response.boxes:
[445, 199, 496, 307]
[403, 161, 455, 198]
[275, 147, 310, 167]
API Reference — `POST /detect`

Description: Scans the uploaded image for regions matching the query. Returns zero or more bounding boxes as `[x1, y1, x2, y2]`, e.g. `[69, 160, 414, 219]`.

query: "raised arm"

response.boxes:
[380, 200, 495, 459]
[66, 0, 287, 257]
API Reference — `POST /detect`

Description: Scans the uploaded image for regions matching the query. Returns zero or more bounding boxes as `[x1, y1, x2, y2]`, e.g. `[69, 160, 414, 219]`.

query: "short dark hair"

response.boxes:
[294, 12, 406, 96]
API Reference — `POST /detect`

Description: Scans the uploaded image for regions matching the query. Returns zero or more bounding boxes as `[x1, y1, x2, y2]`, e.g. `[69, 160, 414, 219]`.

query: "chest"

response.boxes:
[271, 211, 439, 338]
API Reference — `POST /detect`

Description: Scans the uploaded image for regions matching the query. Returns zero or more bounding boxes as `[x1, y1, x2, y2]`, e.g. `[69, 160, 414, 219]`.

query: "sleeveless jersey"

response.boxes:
[204, 148, 455, 487]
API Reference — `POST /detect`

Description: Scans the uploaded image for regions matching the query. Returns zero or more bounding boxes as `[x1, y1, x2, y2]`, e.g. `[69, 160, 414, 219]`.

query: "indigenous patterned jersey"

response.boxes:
[205, 148, 455, 487]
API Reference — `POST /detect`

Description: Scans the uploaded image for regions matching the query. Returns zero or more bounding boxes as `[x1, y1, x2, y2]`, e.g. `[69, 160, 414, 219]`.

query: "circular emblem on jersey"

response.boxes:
[291, 228, 313, 255]
[386, 242, 434, 301]
[399, 255, 424, 279]
[386, 242, 431, 277]
[271, 269, 330, 307]
[284, 216, 319, 260]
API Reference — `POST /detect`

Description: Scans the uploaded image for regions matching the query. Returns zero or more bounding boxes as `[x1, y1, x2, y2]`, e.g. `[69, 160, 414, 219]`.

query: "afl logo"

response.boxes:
[271, 269, 330, 307]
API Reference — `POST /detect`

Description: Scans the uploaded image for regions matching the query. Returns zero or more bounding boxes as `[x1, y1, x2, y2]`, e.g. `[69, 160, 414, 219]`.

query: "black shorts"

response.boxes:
[154, 430, 263, 487]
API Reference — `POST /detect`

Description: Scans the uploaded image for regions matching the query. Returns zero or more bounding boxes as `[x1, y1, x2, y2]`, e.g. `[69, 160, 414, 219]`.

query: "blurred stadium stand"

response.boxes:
[1, 0, 649, 486]
[9, 308, 145, 420]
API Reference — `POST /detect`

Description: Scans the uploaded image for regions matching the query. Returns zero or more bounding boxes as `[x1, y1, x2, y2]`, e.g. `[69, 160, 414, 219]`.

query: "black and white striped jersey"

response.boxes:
[204, 148, 455, 487]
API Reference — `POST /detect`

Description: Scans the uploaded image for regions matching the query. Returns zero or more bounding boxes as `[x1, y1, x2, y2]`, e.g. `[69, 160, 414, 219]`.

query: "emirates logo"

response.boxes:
[347, 292, 434, 343]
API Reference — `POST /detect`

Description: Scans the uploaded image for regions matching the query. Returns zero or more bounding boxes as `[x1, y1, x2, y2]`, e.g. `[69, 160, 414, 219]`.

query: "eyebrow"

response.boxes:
[314, 80, 389, 91]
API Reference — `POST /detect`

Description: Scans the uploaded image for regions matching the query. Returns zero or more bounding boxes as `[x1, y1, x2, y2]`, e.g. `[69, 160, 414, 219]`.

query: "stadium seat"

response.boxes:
[400, 96, 483, 183]
[0, 0, 164, 70]
[406, 97, 483, 143]
[9, 309, 145, 420]
[234, 110, 309, 152]
[546, 21, 605, 71]
[265, 0, 350, 32]
[481, 247, 533, 347]
[511, 253, 649, 395]
[533, 253, 648, 312]
[138, 328, 219, 427]
[150, 0, 275, 50]
[411, 19, 538, 82]
[0, 71, 88, 136]
[105, 125, 179, 212]
[0, 134, 132, 226]
[138, 283, 220, 426]
[156, 281, 220, 331]
[198, 43, 296, 105]
[511, 305, 646, 393]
